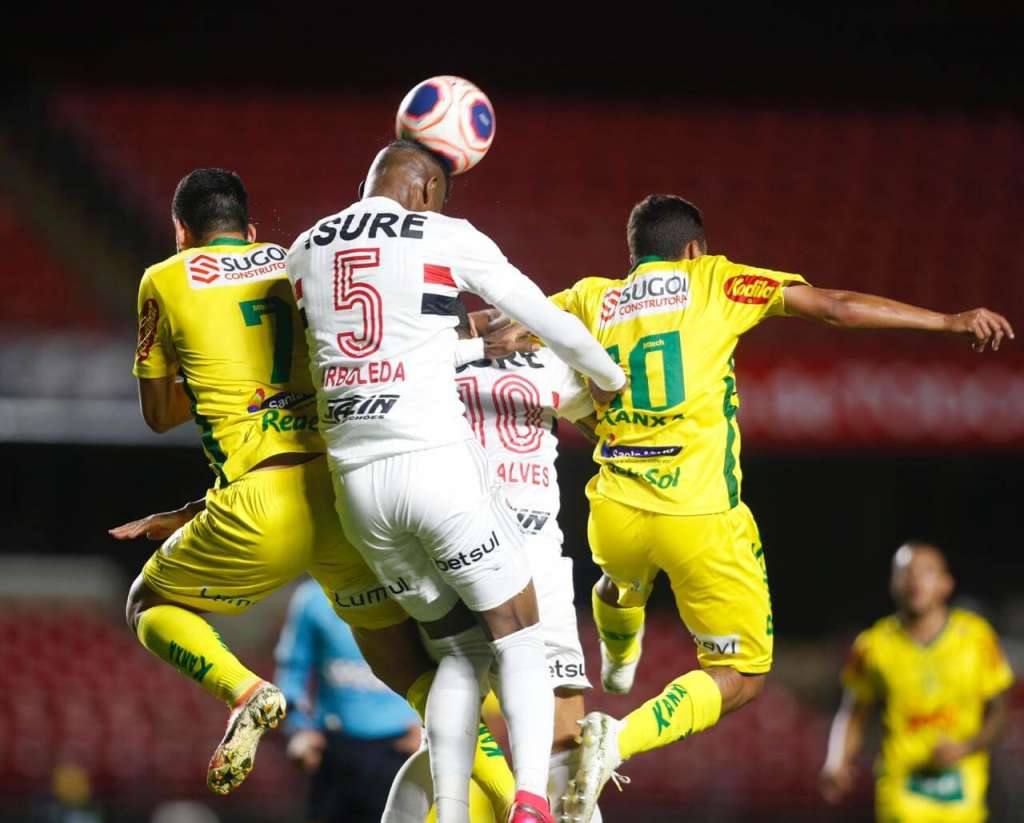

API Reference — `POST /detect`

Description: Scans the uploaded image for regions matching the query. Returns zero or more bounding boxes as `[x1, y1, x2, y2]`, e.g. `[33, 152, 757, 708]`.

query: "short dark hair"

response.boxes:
[627, 194, 705, 261]
[389, 138, 453, 201]
[172, 168, 249, 238]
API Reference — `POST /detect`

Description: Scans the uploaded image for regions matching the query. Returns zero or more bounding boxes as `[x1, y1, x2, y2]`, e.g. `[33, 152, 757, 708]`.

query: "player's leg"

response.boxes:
[568, 501, 772, 821]
[587, 498, 652, 696]
[127, 466, 331, 794]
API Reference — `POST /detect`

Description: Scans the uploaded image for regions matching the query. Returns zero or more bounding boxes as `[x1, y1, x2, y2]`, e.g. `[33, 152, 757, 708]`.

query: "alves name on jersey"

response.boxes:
[552, 255, 807, 516]
[134, 238, 320, 486]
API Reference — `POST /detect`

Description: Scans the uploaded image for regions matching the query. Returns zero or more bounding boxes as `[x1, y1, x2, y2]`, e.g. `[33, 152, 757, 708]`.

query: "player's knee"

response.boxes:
[125, 575, 159, 634]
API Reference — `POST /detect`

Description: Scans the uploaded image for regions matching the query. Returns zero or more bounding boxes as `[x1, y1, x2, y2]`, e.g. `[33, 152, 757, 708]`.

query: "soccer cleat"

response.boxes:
[508, 789, 554, 823]
[561, 713, 630, 823]
[600, 626, 643, 695]
[207, 680, 286, 795]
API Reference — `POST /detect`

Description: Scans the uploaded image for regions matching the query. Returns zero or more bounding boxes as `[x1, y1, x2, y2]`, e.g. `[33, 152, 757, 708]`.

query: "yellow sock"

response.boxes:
[136, 605, 259, 706]
[617, 669, 722, 761]
[406, 674, 515, 820]
[592, 587, 645, 663]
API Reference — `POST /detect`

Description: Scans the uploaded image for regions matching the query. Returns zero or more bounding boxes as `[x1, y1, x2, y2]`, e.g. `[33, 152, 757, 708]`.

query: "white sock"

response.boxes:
[491, 624, 554, 798]
[382, 739, 434, 823]
[548, 748, 602, 822]
[424, 628, 492, 823]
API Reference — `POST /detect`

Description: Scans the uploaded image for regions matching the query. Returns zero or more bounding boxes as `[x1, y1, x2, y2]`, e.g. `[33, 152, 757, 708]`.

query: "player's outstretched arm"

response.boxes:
[109, 497, 205, 541]
[138, 375, 194, 432]
[820, 689, 872, 805]
[783, 285, 1015, 352]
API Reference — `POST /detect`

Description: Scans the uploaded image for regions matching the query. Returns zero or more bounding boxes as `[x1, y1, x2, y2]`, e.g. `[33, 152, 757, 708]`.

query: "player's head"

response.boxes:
[627, 194, 706, 265]
[362, 139, 451, 213]
[890, 540, 954, 618]
[171, 168, 254, 251]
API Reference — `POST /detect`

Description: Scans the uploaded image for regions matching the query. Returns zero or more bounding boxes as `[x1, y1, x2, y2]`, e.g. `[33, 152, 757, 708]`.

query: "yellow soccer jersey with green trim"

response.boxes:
[552, 255, 807, 515]
[842, 609, 1013, 791]
[133, 238, 321, 485]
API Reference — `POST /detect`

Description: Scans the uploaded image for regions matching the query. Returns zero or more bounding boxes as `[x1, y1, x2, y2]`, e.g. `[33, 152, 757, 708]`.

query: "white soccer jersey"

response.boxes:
[287, 195, 622, 471]
[455, 347, 593, 544]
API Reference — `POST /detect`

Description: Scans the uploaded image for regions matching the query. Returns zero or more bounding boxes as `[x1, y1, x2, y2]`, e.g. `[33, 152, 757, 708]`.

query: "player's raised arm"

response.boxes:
[782, 285, 1015, 352]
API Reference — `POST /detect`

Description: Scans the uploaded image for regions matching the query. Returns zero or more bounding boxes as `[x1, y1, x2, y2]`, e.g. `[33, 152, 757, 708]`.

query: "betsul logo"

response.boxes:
[188, 254, 220, 284]
[724, 274, 779, 304]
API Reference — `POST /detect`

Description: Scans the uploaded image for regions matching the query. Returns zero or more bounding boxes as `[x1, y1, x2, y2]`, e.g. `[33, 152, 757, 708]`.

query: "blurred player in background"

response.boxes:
[553, 194, 1015, 820]
[111, 168, 433, 796]
[275, 579, 421, 823]
[821, 541, 1013, 822]
[382, 317, 602, 821]
[287, 140, 626, 823]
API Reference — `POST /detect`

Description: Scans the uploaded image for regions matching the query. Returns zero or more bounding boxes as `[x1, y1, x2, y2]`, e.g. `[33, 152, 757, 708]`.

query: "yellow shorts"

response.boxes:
[876, 764, 988, 823]
[588, 494, 772, 674]
[142, 456, 407, 630]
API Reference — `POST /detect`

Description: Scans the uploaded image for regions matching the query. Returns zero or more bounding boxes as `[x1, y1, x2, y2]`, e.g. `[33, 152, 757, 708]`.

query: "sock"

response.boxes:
[424, 628, 492, 823]
[136, 605, 259, 705]
[592, 587, 645, 664]
[617, 669, 722, 761]
[406, 672, 515, 819]
[382, 743, 432, 823]
[491, 624, 553, 798]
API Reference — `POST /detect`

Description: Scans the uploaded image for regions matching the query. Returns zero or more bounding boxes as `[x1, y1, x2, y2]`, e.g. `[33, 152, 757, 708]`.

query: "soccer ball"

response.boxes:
[395, 76, 496, 175]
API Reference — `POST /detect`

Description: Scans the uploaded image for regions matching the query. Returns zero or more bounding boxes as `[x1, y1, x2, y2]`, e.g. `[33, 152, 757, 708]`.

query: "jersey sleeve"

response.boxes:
[132, 270, 177, 378]
[840, 631, 882, 706]
[974, 617, 1014, 700]
[707, 255, 810, 335]
[546, 353, 594, 422]
[445, 221, 524, 306]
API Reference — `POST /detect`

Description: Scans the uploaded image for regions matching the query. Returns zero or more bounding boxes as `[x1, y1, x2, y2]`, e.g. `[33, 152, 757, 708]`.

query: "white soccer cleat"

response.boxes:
[207, 680, 286, 795]
[561, 712, 629, 823]
[600, 626, 643, 695]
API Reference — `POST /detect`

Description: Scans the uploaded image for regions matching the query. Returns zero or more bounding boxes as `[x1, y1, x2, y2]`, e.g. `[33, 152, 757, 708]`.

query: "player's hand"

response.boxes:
[286, 729, 327, 772]
[468, 308, 507, 337]
[928, 739, 971, 770]
[819, 763, 854, 804]
[108, 506, 195, 541]
[483, 320, 539, 358]
[944, 308, 1015, 352]
[392, 723, 423, 756]
[588, 376, 629, 408]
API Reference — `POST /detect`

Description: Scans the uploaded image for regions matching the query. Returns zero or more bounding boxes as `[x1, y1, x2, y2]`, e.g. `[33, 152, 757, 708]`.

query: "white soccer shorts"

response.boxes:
[331, 439, 531, 624]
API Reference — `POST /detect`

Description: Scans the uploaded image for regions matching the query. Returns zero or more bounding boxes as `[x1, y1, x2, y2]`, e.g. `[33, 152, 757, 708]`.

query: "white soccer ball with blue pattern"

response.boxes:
[395, 75, 496, 175]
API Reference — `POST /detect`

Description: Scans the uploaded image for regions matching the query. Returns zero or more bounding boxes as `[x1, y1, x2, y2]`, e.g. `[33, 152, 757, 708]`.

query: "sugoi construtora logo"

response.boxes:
[723, 274, 779, 305]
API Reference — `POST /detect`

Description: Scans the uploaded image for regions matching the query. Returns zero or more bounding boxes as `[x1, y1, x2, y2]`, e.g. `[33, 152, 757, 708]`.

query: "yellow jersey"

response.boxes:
[133, 237, 320, 485]
[552, 255, 807, 515]
[842, 609, 1013, 792]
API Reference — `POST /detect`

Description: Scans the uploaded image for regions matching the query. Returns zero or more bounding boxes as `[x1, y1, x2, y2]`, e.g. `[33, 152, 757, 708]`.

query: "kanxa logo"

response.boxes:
[435, 531, 499, 572]
[188, 254, 220, 284]
[324, 393, 400, 423]
[168, 640, 214, 684]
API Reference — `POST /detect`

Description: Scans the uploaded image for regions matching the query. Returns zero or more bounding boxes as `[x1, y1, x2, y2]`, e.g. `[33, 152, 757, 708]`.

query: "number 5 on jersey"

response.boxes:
[334, 248, 383, 358]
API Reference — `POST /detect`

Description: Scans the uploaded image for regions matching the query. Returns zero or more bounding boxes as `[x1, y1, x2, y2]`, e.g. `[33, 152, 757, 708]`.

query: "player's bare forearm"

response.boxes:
[138, 375, 194, 433]
[783, 285, 1014, 352]
[821, 691, 871, 803]
[970, 694, 1008, 753]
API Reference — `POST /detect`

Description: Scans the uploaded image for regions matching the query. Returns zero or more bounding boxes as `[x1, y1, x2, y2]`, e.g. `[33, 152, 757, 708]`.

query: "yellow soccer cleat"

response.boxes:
[207, 680, 286, 795]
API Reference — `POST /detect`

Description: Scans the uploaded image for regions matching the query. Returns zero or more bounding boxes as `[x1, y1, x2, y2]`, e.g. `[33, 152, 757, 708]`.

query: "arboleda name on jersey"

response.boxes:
[186, 245, 288, 289]
[602, 268, 689, 328]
